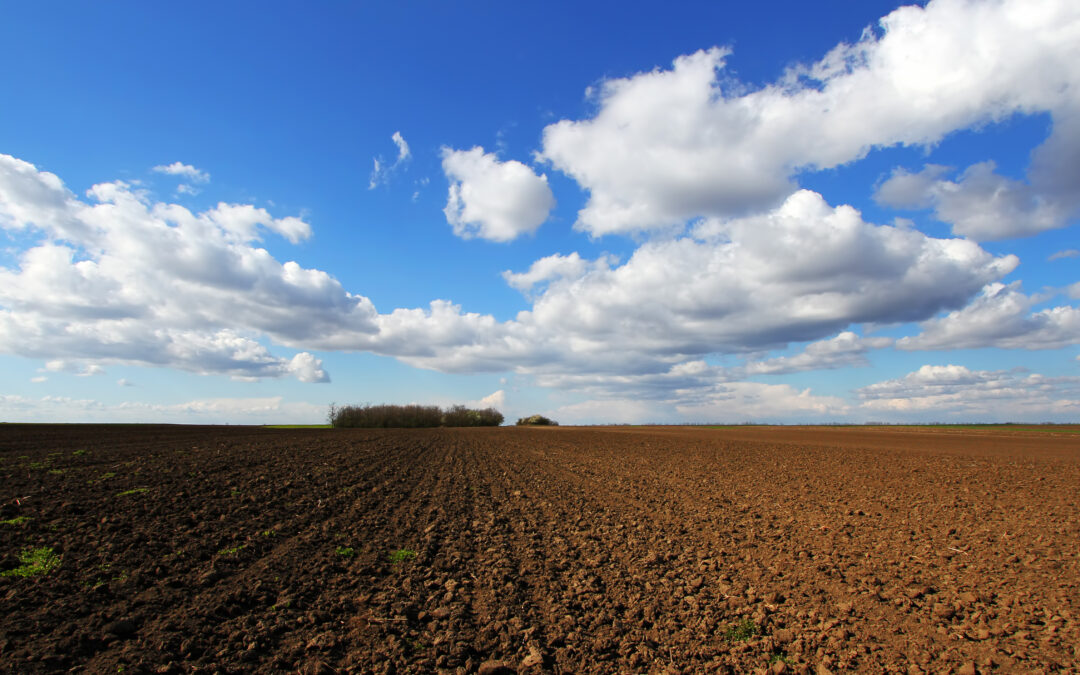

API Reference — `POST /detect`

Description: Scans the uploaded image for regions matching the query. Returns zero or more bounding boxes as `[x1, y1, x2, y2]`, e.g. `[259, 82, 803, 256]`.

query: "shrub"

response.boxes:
[516, 414, 558, 426]
[330, 403, 503, 428]
[442, 405, 504, 427]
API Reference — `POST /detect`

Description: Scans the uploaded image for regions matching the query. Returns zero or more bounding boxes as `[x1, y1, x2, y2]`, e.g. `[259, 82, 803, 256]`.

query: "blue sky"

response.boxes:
[1, 0, 1078, 424]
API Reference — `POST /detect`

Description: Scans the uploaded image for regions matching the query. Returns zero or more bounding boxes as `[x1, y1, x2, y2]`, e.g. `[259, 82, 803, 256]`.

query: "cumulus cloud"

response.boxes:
[368, 131, 412, 189]
[538, 0, 1080, 236]
[397, 190, 1015, 394]
[287, 352, 330, 383]
[874, 161, 1075, 240]
[0, 154, 353, 381]
[442, 146, 555, 242]
[0, 154, 1021, 402]
[857, 364, 1080, 419]
[675, 382, 851, 422]
[746, 331, 893, 375]
[897, 282, 1080, 350]
[468, 389, 506, 411]
[152, 162, 210, 183]
[501, 252, 616, 295]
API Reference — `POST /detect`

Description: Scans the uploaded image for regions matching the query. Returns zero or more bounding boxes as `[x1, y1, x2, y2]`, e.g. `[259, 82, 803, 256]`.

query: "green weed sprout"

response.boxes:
[116, 487, 149, 497]
[2, 546, 62, 577]
[388, 548, 417, 563]
[724, 618, 760, 642]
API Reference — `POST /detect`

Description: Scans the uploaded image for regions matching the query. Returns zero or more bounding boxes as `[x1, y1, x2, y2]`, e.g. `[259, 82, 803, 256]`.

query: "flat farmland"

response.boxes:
[1, 425, 1078, 674]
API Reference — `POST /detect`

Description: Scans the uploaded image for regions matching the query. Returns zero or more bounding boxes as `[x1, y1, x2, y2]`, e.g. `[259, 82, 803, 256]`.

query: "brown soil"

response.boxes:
[1, 424, 1078, 674]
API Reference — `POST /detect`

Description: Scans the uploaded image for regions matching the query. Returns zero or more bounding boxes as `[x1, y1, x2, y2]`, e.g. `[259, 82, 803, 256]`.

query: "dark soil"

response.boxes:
[1, 424, 1077, 674]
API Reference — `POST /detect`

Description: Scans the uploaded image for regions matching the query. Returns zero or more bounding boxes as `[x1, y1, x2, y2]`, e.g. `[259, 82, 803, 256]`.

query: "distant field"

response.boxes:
[692, 424, 1080, 434]
[262, 424, 333, 429]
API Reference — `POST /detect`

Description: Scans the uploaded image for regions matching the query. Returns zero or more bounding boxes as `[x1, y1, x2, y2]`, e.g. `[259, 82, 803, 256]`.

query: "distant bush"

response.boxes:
[516, 414, 558, 426]
[441, 405, 505, 427]
[330, 403, 503, 428]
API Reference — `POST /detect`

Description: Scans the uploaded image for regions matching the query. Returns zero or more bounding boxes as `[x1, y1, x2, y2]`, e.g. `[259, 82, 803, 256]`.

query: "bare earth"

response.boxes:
[1, 424, 1078, 674]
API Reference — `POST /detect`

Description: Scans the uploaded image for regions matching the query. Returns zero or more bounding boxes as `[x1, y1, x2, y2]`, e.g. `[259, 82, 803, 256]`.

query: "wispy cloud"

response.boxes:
[368, 131, 412, 189]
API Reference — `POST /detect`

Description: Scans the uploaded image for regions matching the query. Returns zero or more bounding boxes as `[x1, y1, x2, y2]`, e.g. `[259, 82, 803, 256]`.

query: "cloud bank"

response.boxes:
[539, 0, 1080, 238]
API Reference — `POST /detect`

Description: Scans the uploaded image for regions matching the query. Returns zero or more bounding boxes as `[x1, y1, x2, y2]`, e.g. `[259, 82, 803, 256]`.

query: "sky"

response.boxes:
[1, 0, 1078, 425]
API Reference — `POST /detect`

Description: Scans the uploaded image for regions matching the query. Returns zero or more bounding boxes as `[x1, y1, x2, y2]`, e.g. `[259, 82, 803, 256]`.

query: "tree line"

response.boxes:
[328, 403, 504, 428]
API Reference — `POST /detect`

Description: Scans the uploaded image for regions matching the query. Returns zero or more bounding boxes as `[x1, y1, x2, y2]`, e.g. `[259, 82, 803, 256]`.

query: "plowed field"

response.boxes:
[1, 424, 1078, 674]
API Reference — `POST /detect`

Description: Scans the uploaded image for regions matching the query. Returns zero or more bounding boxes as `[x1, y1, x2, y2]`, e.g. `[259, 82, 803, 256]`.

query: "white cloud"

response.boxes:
[546, 373, 852, 425]
[1050, 249, 1079, 261]
[468, 389, 506, 411]
[539, 0, 1080, 236]
[0, 155, 1021, 402]
[0, 154, 84, 237]
[549, 398, 664, 425]
[368, 158, 383, 190]
[857, 364, 1080, 420]
[746, 331, 893, 375]
[362, 190, 1017, 414]
[152, 162, 210, 183]
[897, 282, 1080, 350]
[392, 131, 410, 162]
[30, 376, 46, 384]
[204, 202, 312, 244]
[41, 360, 105, 376]
[287, 352, 330, 383]
[383, 190, 1015, 388]
[501, 252, 616, 295]
[874, 161, 1074, 240]
[369, 131, 412, 189]
[441, 146, 555, 242]
[117, 378, 133, 387]
[0, 154, 358, 381]
[0, 394, 325, 424]
[675, 382, 851, 423]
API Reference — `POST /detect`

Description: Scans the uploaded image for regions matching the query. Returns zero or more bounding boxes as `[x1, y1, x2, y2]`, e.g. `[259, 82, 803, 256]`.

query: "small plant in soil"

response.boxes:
[0, 516, 31, 526]
[388, 548, 417, 563]
[769, 651, 792, 665]
[116, 487, 149, 497]
[218, 544, 247, 556]
[72, 449, 88, 456]
[724, 618, 760, 642]
[336, 546, 355, 558]
[2, 546, 62, 577]
[48, 469, 64, 475]
[260, 529, 276, 537]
